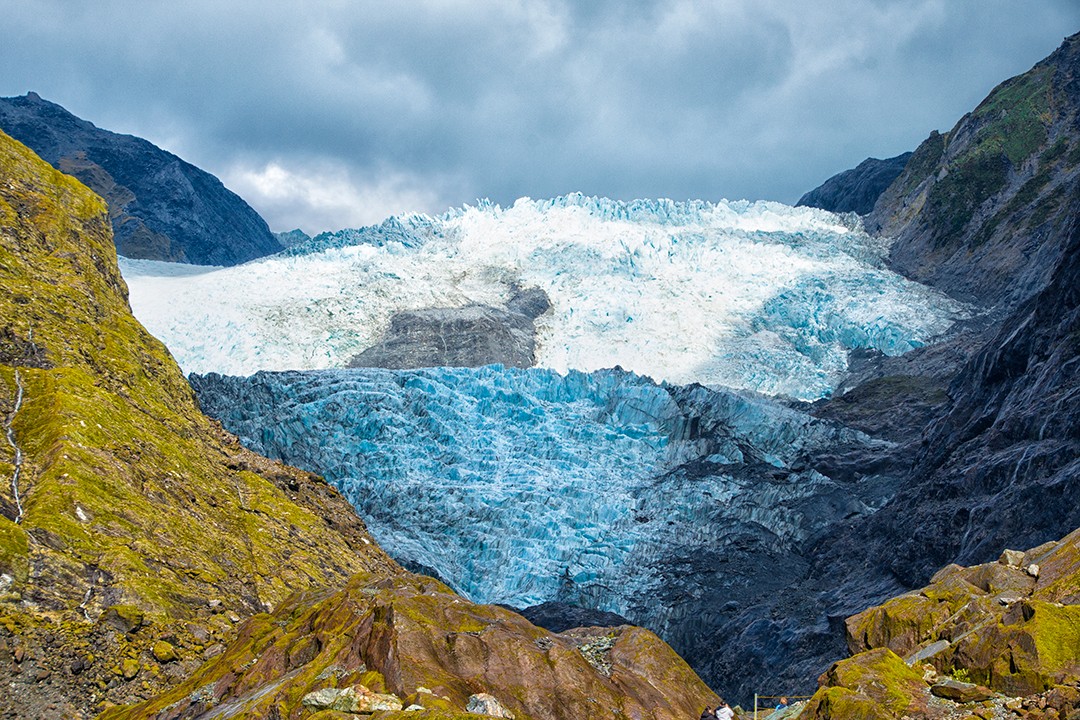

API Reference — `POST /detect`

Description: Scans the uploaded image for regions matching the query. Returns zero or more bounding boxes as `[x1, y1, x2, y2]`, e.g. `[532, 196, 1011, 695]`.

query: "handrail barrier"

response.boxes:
[751, 694, 815, 720]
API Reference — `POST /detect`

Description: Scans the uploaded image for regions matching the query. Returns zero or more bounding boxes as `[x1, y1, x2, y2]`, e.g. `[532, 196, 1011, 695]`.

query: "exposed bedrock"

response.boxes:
[348, 286, 551, 370]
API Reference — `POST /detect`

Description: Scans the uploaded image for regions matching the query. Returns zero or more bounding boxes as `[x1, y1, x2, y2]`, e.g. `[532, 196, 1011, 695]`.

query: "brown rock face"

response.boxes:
[102, 572, 720, 720]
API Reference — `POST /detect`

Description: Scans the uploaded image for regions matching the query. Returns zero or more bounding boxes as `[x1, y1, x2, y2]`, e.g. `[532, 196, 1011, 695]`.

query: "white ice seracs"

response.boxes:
[122, 194, 966, 400]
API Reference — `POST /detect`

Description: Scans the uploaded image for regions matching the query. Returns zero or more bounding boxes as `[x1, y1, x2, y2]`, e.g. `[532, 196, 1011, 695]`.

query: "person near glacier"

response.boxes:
[715, 700, 734, 720]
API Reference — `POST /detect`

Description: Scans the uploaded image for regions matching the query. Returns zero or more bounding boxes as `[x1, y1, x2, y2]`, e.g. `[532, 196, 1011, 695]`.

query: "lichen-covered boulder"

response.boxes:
[802, 648, 931, 720]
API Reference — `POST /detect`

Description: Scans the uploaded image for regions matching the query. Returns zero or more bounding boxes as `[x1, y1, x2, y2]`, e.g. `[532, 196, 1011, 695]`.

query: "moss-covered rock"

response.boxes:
[947, 601, 1080, 695]
[815, 648, 929, 718]
[846, 593, 954, 657]
[801, 686, 895, 720]
[835, 527, 1080, 713]
[101, 572, 719, 720]
[150, 640, 176, 663]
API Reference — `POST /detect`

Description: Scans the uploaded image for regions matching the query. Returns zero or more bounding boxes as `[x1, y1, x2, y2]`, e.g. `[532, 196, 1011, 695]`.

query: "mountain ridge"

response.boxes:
[0, 92, 282, 266]
[797, 152, 913, 215]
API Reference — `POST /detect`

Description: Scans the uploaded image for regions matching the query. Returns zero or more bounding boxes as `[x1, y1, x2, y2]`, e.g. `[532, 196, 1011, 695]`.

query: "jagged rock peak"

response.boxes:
[868, 31, 1080, 310]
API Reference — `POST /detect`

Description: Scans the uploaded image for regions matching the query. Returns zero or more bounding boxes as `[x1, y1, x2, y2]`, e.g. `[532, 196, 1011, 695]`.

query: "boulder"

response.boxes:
[800, 686, 894, 720]
[103, 605, 144, 634]
[467, 693, 516, 718]
[930, 678, 994, 703]
[151, 641, 177, 663]
[1001, 550, 1026, 567]
[804, 648, 930, 720]
[301, 685, 403, 713]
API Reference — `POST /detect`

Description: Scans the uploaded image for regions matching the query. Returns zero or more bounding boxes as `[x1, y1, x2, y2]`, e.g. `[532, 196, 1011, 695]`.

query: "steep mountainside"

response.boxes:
[0, 127, 396, 717]
[797, 152, 912, 215]
[868, 33, 1080, 310]
[0, 129, 722, 720]
[0, 93, 281, 265]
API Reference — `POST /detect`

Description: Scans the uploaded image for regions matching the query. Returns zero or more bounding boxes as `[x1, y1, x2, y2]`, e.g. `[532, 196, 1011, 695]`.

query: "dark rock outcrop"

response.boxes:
[797, 152, 912, 215]
[348, 287, 551, 369]
[517, 601, 631, 633]
[838, 195, 1080, 590]
[275, 227, 311, 248]
[0, 92, 281, 265]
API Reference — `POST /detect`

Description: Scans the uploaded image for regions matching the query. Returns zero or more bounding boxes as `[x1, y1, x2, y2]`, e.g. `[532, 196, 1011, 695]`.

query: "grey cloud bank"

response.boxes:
[1, 0, 1078, 234]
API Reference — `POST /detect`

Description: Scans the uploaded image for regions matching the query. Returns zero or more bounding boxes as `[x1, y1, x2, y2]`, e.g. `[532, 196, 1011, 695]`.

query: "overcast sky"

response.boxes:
[2, 1, 1078, 234]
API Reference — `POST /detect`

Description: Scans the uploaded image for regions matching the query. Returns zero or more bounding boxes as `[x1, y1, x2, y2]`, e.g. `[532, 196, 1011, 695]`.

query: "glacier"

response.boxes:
[192, 365, 896, 627]
[123, 194, 967, 400]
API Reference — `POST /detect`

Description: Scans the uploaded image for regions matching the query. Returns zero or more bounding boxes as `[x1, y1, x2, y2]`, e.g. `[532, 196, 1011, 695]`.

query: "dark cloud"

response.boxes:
[1, 0, 1078, 233]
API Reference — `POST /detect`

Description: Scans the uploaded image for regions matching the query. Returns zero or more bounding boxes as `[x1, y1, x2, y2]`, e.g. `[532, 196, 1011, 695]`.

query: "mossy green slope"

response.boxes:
[0, 128, 399, 716]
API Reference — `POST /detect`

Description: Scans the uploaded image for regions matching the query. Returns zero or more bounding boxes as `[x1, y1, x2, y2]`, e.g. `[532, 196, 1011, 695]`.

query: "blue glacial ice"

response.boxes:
[192, 364, 893, 621]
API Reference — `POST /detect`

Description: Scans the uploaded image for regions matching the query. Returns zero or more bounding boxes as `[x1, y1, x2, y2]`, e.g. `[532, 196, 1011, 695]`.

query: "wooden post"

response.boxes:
[754, 693, 758, 720]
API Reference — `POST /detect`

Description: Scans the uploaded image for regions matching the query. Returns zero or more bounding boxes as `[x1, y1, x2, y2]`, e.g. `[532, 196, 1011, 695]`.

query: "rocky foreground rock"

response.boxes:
[799, 528, 1080, 720]
[101, 572, 718, 720]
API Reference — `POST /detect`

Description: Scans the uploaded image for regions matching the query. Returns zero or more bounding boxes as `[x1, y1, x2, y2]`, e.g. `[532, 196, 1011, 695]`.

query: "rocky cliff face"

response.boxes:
[0, 129, 721, 720]
[797, 152, 912, 215]
[709, 31, 1080, 708]
[868, 34, 1080, 310]
[0, 93, 282, 265]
